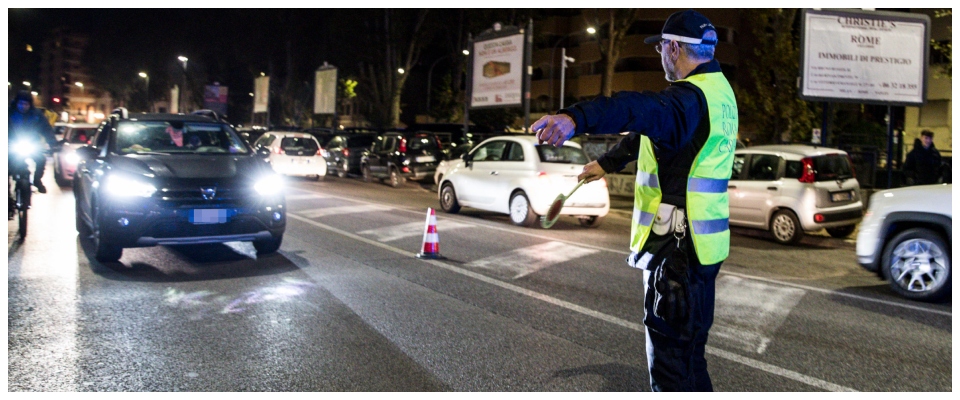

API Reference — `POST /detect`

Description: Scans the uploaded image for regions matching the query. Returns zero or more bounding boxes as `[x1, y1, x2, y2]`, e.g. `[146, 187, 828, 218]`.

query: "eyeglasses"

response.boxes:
[655, 40, 672, 54]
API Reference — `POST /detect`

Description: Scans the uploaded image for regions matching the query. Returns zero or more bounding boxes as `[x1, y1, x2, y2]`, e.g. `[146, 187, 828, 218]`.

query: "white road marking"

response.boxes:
[712, 275, 806, 354]
[358, 220, 474, 242]
[287, 213, 859, 392]
[285, 193, 329, 200]
[466, 241, 599, 279]
[298, 204, 392, 218]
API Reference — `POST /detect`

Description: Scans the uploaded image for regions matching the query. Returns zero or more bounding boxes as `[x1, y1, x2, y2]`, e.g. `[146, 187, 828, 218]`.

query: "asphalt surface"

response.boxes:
[7, 166, 952, 391]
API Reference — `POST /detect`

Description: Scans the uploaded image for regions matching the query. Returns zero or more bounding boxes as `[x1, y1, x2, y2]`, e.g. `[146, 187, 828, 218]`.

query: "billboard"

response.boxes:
[253, 76, 270, 113]
[203, 85, 228, 116]
[800, 9, 930, 106]
[470, 32, 525, 108]
[314, 67, 337, 115]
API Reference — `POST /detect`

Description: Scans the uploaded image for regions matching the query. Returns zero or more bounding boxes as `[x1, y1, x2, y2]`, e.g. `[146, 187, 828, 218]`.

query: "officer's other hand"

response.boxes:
[578, 161, 606, 183]
[531, 114, 575, 147]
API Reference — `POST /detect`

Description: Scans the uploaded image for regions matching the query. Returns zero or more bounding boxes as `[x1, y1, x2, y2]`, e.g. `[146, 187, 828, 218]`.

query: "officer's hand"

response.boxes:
[578, 161, 606, 184]
[531, 114, 575, 147]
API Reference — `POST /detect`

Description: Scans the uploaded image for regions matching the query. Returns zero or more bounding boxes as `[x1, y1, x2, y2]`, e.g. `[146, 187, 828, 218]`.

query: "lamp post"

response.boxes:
[177, 56, 188, 113]
[549, 27, 595, 110]
[426, 50, 468, 114]
[138, 72, 149, 112]
[559, 48, 575, 109]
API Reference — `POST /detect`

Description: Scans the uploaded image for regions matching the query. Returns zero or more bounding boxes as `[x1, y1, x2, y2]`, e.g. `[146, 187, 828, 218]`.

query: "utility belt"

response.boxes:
[627, 203, 686, 270]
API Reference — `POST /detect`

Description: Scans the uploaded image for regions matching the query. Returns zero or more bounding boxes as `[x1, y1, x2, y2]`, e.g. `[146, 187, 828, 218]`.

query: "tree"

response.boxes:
[931, 9, 952, 79]
[584, 9, 639, 97]
[735, 9, 818, 144]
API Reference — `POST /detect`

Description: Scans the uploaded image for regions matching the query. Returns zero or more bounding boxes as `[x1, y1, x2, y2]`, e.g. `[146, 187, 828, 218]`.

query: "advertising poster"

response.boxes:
[314, 67, 337, 115]
[801, 9, 929, 106]
[203, 85, 228, 116]
[253, 76, 270, 113]
[470, 33, 524, 108]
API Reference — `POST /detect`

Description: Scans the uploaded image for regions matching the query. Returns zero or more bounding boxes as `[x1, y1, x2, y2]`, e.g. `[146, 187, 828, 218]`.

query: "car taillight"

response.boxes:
[342, 148, 350, 157]
[599, 177, 607, 187]
[846, 155, 857, 180]
[799, 157, 815, 183]
[537, 171, 548, 178]
[435, 136, 443, 149]
[399, 138, 407, 153]
[275, 147, 284, 155]
[318, 147, 328, 157]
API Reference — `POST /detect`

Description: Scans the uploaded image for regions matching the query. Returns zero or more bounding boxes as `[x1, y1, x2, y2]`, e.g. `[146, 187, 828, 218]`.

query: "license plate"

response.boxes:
[416, 156, 435, 163]
[189, 209, 229, 224]
[831, 191, 852, 202]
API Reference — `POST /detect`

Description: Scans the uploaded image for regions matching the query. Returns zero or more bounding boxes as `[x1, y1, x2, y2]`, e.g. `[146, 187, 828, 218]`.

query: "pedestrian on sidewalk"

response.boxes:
[902, 130, 942, 186]
[532, 9, 737, 391]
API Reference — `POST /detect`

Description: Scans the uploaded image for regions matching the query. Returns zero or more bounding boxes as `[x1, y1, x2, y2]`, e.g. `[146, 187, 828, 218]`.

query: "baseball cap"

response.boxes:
[644, 9, 718, 45]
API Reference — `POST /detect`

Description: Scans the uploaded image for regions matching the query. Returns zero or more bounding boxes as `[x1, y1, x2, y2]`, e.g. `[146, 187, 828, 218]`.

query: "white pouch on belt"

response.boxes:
[652, 203, 677, 236]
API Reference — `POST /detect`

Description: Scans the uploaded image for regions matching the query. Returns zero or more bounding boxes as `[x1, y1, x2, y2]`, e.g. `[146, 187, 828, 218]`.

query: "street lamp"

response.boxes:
[560, 49, 576, 109]
[397, 68, 405, 74]
[23, 81, 31, 88]
[426, 49, 471, 112]
[549, 27, 595, 110]
[138, 72, 150, 112]
[75, 81, 84, 96]
[177, 56, 188, 112]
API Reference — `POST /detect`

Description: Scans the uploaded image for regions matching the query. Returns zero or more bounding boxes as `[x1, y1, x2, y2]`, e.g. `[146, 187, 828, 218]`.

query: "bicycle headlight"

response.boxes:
[105, 174, 156, 198]
[12, 141, 37, 157]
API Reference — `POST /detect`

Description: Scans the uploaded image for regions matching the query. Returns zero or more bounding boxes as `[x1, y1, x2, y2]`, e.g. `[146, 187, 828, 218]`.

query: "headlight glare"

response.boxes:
[13, 141, 37, 157]
[255, 176, 283, 195]
[64, 152, 81, 165]
[105, 174, 156, 198]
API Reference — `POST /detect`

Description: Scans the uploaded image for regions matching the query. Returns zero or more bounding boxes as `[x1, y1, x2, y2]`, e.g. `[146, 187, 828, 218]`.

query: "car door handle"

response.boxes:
[490, 171, 499, 175]
[727, 185, 737, 189]
[767, 186, 778, 190]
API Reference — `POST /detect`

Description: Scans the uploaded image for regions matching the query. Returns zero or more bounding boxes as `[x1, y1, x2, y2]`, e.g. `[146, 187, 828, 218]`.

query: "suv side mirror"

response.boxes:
[75, 146, 100, 161]
[462, 152, 473, 167]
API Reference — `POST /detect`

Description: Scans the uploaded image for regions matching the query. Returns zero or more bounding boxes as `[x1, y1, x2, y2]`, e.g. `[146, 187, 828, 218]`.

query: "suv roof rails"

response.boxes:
[191, 109, 229, 123]
[110, 107, 129, 120]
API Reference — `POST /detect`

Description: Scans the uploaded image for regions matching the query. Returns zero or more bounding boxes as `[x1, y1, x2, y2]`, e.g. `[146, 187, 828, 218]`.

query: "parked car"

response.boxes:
[728, 144, 863, 244]
[438, 136, 610, 228]
[52, 123, 99, 186]
[73, 108, 286, 262]
[856, 184, 951, 302]
[323, 134, 378, 178]
[53, 122, 69, 142]
[360, 131, 445, 187]
[252, 131, 328, 180]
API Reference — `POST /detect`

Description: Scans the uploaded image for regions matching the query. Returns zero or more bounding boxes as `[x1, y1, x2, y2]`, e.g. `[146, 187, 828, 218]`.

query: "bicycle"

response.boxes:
[9, 140, 39, 239]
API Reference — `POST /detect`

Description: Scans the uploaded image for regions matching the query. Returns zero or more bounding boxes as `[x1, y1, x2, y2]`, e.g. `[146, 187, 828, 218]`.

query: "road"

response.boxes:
[7, 169, 952, 391]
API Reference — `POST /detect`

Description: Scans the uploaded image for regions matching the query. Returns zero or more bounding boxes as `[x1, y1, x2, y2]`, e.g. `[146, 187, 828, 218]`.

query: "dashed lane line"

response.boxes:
[287, 212, 859, 392]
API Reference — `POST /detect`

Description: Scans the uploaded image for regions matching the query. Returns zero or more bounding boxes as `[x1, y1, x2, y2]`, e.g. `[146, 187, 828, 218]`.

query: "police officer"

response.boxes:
[9, 90, 58, 193]
[532, 9, 737, 391]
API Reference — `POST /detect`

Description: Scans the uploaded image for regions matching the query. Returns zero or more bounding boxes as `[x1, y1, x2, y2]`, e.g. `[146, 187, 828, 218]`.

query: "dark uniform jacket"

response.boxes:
[559, 59, 722, 208]
[903, 138, 942, 185]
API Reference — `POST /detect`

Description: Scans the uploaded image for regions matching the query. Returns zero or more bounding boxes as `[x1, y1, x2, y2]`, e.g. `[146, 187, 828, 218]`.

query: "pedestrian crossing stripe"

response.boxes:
[712, 275, 806, 354]
[465, 241, 599, 280]
[297, 204, 392, 218]
[358, 220, 474, 242]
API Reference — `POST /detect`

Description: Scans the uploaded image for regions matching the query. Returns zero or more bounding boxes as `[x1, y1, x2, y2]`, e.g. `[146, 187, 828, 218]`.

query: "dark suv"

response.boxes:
[360, 131, 444, 187]
[323, 133, 378, 178]
[73, 108, 286, 262]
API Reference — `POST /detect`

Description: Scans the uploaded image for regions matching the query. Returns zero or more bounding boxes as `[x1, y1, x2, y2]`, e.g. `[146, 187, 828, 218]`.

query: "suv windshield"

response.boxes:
[812, 154, 854, 181]
[114, 121, 250, 155]
[537, 145, 589, 164]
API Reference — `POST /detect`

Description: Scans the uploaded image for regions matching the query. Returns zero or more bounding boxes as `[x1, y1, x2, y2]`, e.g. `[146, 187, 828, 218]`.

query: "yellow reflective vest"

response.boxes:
[629, 71, 738, 265]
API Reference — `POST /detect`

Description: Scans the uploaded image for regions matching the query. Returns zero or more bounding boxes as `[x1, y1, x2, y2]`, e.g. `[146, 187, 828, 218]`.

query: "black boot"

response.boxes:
[34, 179, 46, 194]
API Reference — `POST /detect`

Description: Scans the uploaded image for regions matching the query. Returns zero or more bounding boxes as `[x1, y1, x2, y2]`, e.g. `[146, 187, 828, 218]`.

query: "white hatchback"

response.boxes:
[252, 131, 328, 180]
[438, 135, 610, 227]
[53, 123, 99, 186]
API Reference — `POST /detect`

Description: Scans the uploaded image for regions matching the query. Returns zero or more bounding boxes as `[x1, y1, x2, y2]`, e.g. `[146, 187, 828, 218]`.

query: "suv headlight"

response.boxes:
[105, 174, 157, 198]
[254, 176, 284, 195]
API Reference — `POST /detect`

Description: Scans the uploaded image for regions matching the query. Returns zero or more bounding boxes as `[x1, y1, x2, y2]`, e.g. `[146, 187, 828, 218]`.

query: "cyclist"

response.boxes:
[8, 90, 58, 194]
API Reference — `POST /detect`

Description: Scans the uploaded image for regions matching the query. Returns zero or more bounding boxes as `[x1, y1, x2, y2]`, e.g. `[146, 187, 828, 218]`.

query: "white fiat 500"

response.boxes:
[252, 131, 328, 180]
[438, 135, 609, 228]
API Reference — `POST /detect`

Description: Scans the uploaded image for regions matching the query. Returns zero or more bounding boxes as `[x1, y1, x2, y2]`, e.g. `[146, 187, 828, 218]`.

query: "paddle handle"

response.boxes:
[565, 178, 586, 198]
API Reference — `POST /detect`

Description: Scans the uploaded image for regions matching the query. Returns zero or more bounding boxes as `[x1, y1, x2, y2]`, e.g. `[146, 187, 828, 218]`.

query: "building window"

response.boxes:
[919, 100, 949, 126]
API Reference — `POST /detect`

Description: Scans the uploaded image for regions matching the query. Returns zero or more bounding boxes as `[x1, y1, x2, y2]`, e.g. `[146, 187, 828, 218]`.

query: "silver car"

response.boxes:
[728, 145, 863, 244]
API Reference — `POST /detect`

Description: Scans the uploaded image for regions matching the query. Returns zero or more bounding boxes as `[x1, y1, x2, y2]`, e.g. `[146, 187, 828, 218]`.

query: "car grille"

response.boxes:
[158, 186, 250, 207]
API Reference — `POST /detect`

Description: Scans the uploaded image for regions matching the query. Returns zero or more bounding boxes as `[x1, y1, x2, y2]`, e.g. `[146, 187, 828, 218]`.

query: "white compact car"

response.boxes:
[856, 184, 951, 302]
[53, 123, 99, 186]
[438, 136, 609, 228]
[252, 131, 328, 180]
[728, 145, 864, 244]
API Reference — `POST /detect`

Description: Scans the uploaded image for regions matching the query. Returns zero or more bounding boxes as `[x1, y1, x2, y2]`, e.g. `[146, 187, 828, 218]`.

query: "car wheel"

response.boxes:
[881, 228, 951, 302]
[826, 225, 856, 238]
[578, 215, 605, 228]
[362, 164, 372, 183]
[92, 207, 122, 262]
[337, 160, 348, 178]
[313, 174, 323, 181]
[770, 209, 803, 245]
[75, 197, 89, 234]
[253, 234, 283, 255]
[389, 168, 404, 188]
[439, 183, 460, 213]
[509, 192, 538, 227]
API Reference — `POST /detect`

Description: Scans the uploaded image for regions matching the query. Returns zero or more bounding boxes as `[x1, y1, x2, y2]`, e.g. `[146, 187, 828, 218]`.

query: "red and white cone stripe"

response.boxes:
[416, 208, 443, 259]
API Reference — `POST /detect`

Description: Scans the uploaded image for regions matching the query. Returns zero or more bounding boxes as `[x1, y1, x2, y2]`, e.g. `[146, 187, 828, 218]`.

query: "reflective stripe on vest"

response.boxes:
[629, 71, 738, 265]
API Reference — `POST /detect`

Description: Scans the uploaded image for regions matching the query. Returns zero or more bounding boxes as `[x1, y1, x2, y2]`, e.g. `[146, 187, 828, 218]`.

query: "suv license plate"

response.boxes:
[831, 191, 852, 202]
[416, 156, 435, 163]
[190, 209, 229, 224]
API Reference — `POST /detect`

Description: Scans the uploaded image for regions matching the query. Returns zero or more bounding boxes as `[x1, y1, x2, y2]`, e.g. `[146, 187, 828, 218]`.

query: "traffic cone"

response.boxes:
[416, 207, 445, 259]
